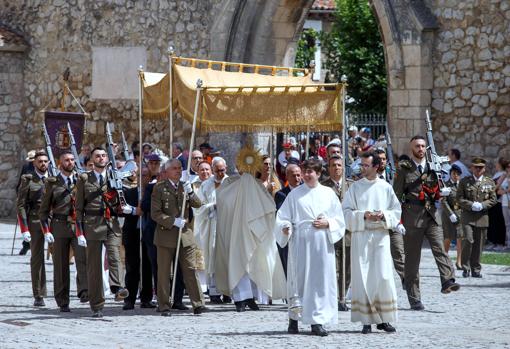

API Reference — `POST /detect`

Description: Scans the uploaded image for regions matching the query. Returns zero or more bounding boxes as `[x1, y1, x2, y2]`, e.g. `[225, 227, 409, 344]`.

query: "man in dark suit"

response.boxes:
[274, 164, 302, 277]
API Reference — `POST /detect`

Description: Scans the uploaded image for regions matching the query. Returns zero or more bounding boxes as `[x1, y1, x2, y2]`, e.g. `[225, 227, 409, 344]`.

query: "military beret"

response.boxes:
[450, 164, 462, 174]
[471, 157, 486, 167]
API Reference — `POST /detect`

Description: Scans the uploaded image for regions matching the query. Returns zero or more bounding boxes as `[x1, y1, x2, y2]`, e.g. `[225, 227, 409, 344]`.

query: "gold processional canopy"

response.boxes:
[141, 57, 344, 132]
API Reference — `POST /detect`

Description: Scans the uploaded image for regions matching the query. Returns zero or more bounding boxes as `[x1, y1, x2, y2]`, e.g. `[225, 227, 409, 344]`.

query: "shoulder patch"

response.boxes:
[80, 173, 89, 181]
[398, 160, 412, 170]
[46, 177, 57, 183]
[21, 174, 33, 180]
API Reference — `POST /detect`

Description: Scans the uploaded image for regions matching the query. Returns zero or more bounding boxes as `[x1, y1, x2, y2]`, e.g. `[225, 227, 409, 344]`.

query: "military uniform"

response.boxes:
[151, 179, 204, 312]
[457, 173, 497, 276]
[75, 171, 124, 313]
[393, 159, 457, 308]
[39, 174, 88, 308]
[321, 177, 351, 307]
[16, 172, 47, 302]
[441, 179, 463, 241]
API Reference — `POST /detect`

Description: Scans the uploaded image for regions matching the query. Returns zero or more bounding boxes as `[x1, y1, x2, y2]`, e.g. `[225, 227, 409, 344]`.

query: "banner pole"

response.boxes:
[340, 77, 348, 306]
[170, 78, 203, 307]
[168, 46, 175, 157]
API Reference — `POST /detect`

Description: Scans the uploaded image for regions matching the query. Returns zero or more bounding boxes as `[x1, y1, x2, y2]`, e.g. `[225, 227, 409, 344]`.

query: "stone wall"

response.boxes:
[431, 0, 510, 166]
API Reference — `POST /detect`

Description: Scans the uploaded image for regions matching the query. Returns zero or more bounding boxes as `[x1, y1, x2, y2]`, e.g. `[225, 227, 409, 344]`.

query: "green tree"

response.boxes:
[294, 28, 319, 70]
[323, 0, 387, 114]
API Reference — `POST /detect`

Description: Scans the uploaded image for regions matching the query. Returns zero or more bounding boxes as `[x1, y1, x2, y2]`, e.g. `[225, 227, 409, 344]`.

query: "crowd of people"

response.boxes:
[15, 126, 509, 336]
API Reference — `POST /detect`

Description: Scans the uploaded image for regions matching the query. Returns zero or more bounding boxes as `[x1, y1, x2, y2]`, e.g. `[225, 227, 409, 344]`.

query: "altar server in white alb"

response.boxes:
[275, 159, 345, 337]
[342, 152, 403, 334]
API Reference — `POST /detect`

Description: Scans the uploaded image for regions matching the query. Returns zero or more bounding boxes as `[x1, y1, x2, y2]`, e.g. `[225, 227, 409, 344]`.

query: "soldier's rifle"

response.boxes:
[66, 122, 85, 173]
[425, 110, 449, 188]
[105, 122, 127, 208]
[385, 121, 396, 185]
[42, 123, 60, 177]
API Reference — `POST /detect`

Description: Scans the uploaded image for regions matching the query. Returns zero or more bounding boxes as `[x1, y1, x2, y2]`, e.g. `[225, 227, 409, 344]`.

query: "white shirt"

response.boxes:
[94, 170, 107, 183]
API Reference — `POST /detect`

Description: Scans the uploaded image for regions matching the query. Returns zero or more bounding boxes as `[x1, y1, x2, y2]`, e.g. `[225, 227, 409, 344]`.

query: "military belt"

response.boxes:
[84, 209, 104, 217]
[52, 213, 71, 221]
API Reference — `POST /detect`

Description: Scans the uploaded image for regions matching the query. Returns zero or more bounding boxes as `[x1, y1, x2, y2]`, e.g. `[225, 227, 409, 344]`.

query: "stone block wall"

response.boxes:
[431, 0, 510, 165]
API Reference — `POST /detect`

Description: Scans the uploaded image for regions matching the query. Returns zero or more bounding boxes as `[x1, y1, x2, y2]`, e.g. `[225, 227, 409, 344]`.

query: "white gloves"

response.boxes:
[440, 187, 451, 197]
[173, 217, 186, 229]
[77, 235, 87, 247]
[183, 181, 193, 194]
[44, 233, 55, 244]
[395, 223, 406, 235]
[471, 202, 483, 212]
[122, 204, 135, 215]
[21, 232, 31, 243]
[449, 213, 458, 223]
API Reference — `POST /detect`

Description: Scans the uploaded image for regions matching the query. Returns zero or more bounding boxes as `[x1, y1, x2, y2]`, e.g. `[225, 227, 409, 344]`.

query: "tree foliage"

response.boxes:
[294, 28, 319, 69]
[322, 0, 387, 113]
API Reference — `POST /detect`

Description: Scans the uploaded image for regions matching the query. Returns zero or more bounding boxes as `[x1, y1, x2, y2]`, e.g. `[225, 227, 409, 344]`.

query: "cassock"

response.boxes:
[274, 183, 345, 325]
[215, 173, 286, 302]
[342, 177, 401, 325]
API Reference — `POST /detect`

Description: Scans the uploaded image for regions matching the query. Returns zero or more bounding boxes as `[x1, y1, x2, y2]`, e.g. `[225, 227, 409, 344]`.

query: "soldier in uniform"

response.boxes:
[75, 147, 129, 318]
[457, 157, 497, 278]
[151, 158, 206, 316]
[393, 136, 460, 311]
[39, 151, 88, 311]
[321, 155, 352, 311]
[17, 151, 49, 306]
[440, 164, 464, 270]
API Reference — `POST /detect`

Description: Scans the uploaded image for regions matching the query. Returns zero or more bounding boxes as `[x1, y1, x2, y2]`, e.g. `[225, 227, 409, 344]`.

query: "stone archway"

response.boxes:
[209, 0, 439, 155]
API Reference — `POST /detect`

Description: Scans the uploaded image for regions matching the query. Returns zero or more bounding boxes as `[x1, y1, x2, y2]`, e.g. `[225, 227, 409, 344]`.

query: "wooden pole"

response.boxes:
[170, 78, 203, 307]
[305, 125, 310, 160]
[168, 46, 175, 157]
[339, 78, 348, 306]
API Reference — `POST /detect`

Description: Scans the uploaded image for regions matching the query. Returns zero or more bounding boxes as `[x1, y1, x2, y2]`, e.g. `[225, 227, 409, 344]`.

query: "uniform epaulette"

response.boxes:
[21, 173, 33, 181]
[46, 177, 57, 183]
[398, 160, 412, 170]
[80, 172, 89, 181]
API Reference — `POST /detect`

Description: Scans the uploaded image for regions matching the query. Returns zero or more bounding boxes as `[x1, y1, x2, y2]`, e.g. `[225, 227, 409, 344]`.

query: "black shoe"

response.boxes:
[19, 245, 30, 255]
[92, 310, 103, 318]
[361, 325, 372, 334]
[462, 270, 470, 278]
[210, 295, 223, 304]
[140, 301, 157, 309]
[311, 324, 328, 336]
[193, 306, 207, 315]
[161, 310, 171, 317]
[114, 288, 129, 301]
[234, 301, 246, 312]
[33, 297, 45, 307]
[222, 295, 232, 304]
[338, 302, 349, 311]
[60, 305, 70, 313]
[123, 302, 135, 310]
[79, 292, 89, 303]
[410, 301, 425, 311]
[456, 263, 463, 271]
[377, 323, 396, 332]
[471, 272, 482, 278]
[441, 279, 460, 294]
[288, 319, 299, 334]
[172, 303, 189, 310]
[246, 298, 259, 311]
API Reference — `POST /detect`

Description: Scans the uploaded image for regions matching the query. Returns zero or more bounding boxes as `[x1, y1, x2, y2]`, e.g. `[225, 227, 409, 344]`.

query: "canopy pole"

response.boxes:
[168, 46, 175, 157]
[305, 125, 310, 160]
[269, 127, 274, 184]
[170, 78, 203, 307]
[339, 78, 348, 306]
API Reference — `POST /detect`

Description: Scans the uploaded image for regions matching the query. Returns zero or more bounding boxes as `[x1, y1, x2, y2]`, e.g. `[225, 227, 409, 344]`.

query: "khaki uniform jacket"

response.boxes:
[17, 173, 45, 226]
[75, 171, 119, 241]
[441, 180, 461, 221]
[39, 175, 77, 238]
[151, 179, 202, 248]
[456, 175, 497, 228]
[393, 160, 439, 227]
[321, 177, 352, 246]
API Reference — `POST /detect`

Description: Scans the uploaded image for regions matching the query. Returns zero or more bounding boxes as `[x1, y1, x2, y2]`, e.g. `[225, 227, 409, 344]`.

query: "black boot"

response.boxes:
[234, 301, 246, 312]
[209, 295, 223, 304]
[246, 298, 259, 310]
[377, 323, 396, 332]
[222, 295, 232, 304]
[311, 324, 328, 336]
[361, 325, 372, 334]
[288, 319, 299, 334]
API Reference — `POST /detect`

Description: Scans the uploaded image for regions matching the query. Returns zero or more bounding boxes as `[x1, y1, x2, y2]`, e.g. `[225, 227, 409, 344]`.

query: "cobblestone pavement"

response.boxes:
[0, 222, 509, 348]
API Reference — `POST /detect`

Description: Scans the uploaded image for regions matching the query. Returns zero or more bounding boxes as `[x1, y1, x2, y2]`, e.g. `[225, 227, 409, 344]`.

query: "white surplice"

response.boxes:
[342, 177, 401, 325]
[214, 173, 286, 300]
[275, 183, 345, 325]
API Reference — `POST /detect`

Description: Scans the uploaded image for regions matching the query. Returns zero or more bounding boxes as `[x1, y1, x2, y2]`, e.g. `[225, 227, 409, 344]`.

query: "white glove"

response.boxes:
[173, 217, 186, 229]
[440, 187, 451, 197]
[395, 223, 406, 235]
[471, 202, 483, 212]
[122, 204, 135, 215]
[44, 232, 55, 244]
[21, 232, 31, 243]
[77, 235, 87, 247]
[183, 181, 193, 194]
[449, 213, 458, 223]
